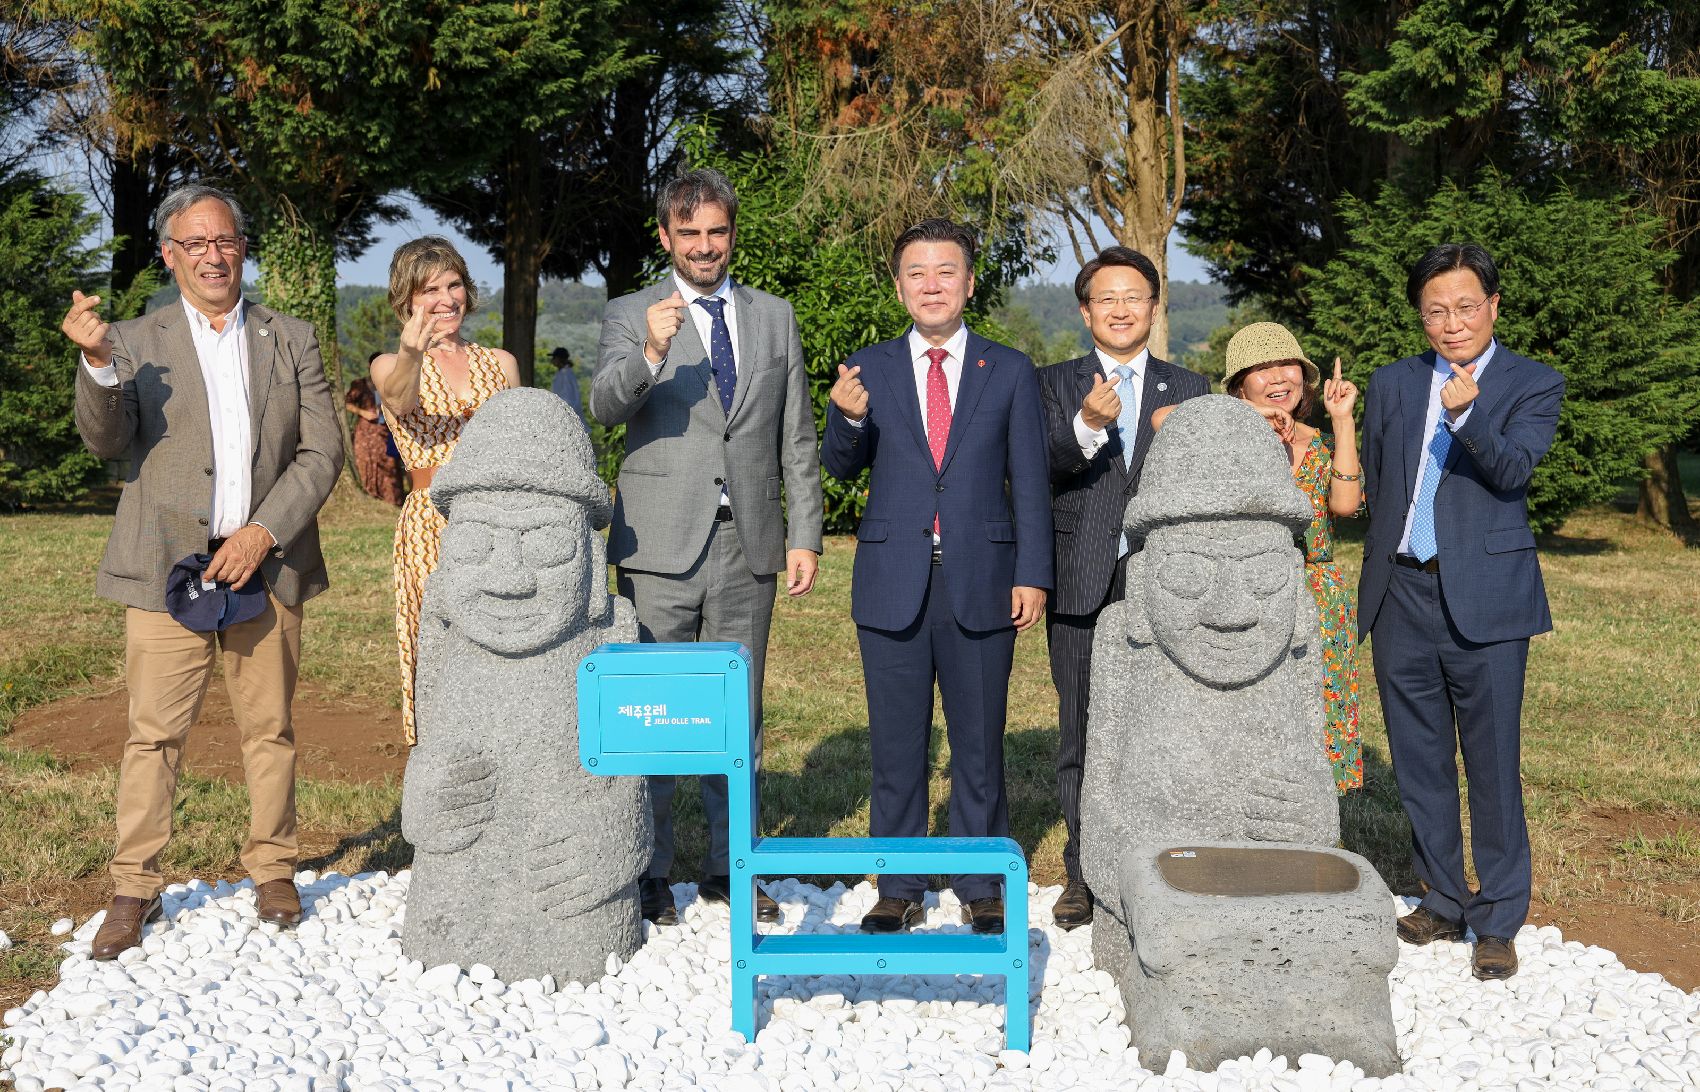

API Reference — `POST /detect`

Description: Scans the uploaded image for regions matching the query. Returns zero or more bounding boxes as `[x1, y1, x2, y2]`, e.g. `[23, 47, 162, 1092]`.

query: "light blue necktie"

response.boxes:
[1114, 364, 1139, 557]
[1407, 418, 1453, 563]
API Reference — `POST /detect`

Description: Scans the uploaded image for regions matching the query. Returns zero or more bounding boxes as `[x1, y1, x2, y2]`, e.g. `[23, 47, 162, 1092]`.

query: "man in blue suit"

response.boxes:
[822, 218, 1053, 935]
[1359, 243, 1564, 981]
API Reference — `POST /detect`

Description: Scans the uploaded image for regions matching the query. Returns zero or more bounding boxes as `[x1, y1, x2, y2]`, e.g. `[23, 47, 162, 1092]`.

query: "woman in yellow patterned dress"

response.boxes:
[370, 237, 520, 744]
[1221, 322, 1364, 793]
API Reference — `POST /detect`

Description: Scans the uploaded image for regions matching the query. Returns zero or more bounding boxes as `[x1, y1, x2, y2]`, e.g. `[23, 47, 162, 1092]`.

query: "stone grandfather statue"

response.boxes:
[1080, 396, 1341, 961]
[401, 388, 650, 984]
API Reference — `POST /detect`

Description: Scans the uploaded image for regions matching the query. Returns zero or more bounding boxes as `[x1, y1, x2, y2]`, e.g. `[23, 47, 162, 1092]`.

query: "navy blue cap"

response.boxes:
[164, 554, 268, 632]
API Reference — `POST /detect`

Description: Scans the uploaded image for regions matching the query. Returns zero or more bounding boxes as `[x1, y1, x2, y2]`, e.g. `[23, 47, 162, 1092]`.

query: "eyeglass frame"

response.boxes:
[1417, 294, 1496, 328]
[1086, 293, 1157, 309]
[167, 235, 248, 257]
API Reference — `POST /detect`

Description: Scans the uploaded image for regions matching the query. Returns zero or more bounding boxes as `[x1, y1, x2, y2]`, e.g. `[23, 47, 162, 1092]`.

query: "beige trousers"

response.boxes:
[111, 594, 303, 898]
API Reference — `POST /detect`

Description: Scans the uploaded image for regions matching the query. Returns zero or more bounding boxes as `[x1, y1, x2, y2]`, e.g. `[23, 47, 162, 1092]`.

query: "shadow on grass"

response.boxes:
[1341, 742, 1419, 896]
[302, 804, 413, 877]
[1537, 533, 1614, 555]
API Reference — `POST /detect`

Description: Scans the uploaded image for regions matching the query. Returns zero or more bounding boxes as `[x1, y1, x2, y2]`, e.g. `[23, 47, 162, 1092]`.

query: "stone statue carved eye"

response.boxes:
[443, 523, 493, 565]
[1156, 553, 1212, 599]
[521, 525, 576, 569]
[1241, 551, 1288, 598]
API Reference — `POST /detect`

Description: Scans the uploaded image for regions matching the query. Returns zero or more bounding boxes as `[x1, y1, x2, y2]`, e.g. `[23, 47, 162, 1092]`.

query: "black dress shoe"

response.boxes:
[860, 896, 924, 933]
[1052, 881, 1093, 929]
[639, 877, 677, 927]
[1396, 906, 1464, 945]
[961, 897, 1004, 935]
[1473, 936, 1518, 980]
[697, 874, 780, 923]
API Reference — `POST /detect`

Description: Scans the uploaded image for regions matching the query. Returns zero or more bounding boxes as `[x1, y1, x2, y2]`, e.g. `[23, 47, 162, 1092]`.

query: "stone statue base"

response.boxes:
[1105, 841, 1402, 1076]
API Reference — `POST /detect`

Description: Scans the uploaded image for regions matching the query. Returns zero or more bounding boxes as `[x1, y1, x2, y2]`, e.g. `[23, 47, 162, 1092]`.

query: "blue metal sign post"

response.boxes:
[577, 642, 1031, 1051]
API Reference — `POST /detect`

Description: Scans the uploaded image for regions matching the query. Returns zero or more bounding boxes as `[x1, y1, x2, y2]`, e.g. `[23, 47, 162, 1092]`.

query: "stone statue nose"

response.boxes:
[479, 529, 538, 597]
[1199, 576, 1258, 631]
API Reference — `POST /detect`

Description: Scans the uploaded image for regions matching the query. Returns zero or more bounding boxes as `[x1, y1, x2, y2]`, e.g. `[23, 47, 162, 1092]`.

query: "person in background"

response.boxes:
[549, 346, 586, 422]
[369, 236, 520, 746]
[346, 362, 406, 506]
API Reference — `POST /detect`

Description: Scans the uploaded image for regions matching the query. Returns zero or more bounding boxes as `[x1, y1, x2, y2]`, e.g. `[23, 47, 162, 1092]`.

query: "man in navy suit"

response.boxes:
[822, 218, 1053, 935]
[1038, 246, 1209, 929]
[1359, 243, 1564, 981]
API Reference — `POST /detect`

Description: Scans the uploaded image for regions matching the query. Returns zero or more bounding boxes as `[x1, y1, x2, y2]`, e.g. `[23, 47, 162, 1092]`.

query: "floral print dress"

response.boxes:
[1295, 434, 1363, 794]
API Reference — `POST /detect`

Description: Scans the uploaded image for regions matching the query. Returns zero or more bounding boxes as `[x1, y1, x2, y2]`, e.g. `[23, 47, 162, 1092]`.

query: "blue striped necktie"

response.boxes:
[1114, 364, 1138, 557]
[1407, 419, 1453, 562]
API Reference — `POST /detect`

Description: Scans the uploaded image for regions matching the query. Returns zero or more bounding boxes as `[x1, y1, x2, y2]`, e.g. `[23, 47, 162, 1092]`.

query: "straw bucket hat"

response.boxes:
[1223, 321, 1320, 389]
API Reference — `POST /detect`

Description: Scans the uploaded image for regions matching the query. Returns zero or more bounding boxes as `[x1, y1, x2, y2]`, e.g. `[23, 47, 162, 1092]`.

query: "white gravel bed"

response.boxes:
[2, 871, 1697, 1091]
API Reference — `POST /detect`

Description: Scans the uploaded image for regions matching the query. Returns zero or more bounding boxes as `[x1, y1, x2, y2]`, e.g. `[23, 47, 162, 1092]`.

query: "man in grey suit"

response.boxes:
[60, 183, 342, 959]
[591, 168, 824, 926]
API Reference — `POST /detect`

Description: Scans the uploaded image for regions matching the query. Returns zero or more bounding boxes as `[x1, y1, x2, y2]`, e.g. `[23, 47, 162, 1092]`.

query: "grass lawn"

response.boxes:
[1, 478, 1697, 1002]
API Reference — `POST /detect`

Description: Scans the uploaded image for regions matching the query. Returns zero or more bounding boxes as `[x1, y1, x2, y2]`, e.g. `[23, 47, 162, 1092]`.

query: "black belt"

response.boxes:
[207, 538, 226, 554]
[714, 505, 734, 523]
[1395, 554, 1440, 573]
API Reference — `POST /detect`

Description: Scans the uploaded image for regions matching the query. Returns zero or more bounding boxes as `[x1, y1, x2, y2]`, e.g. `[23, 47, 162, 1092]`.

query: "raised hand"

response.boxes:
[1322, 356, 1358, 421]
[1253, 402, 1296, 444]
[397, 301, 445, 363]
[1080, 372, 1122, 431]
[831, 363, 869, 421]
[1440, 362, 1479, 417]
[644, 291, 688, 362]
[62, 290, 113, 367]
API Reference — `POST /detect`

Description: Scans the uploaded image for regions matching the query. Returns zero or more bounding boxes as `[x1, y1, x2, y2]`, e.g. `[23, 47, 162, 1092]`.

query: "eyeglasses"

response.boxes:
[1418, 297, 1493, 327]
[1089, 294, 1156, 309]
[169, 235, 246, 257]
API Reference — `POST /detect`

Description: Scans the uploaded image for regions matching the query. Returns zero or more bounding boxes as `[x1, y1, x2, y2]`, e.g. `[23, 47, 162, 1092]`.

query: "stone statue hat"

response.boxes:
[1223, 321, 1321, 388]
[1123, 395, 1314, 538]
[430, 387, 613, 529]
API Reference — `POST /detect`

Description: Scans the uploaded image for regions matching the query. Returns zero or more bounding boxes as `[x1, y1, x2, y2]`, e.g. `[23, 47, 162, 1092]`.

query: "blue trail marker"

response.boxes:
[577, 642, 1031, 1051]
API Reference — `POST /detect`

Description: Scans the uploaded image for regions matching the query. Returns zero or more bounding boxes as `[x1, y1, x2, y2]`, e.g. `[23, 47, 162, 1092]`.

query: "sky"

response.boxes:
[335, 196, 1215, 291]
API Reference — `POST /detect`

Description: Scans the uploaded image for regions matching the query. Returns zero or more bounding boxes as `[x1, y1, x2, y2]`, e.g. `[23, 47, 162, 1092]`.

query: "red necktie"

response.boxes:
[926, 346, 951, 535]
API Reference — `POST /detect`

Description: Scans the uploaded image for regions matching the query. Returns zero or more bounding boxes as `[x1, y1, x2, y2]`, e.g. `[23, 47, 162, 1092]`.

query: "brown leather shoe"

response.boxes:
[1473, 936, 1518, 980]
[639, 877, 678, 927]
[1052, 881, 1094, 930]
[255, 879, 302, 926]
[1396, 906, 1464, 945]
[860, 896, 924, 933]
[698, 874, 781, 923]
[90, 895, 162, 961]
[961, 897, 1005, 935]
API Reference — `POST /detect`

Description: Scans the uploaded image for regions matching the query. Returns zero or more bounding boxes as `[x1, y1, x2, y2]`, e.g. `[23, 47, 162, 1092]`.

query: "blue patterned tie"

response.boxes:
[1407, 419, 1453, 563]
[1114, 364, 1139, 557]
[694, 296, 736, 414]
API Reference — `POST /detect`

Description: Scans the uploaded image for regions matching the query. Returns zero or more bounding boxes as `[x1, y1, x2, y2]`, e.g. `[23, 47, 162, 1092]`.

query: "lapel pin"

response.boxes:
[259, 328, 270, 338]
[976, 358, 987, 368]
[1157, 381, 1167, 392]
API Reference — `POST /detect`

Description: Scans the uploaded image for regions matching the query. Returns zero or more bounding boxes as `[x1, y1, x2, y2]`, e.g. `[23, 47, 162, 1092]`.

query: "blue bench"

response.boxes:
[577, 642, 1031, 1051]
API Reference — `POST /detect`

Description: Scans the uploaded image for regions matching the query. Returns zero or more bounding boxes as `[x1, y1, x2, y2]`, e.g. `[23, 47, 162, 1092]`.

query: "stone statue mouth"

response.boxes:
[472, 602, 542, 624]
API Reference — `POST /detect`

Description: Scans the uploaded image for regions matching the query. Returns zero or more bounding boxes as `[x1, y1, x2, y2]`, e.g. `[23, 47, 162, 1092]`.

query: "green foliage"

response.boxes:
[0, 171, 153, 509]
[336, 290, 394, 379]
[1304, 173, 1700, 533]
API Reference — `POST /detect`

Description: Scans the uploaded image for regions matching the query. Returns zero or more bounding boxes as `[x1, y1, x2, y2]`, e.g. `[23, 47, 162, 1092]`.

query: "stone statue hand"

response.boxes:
[1242, 772, 1312, 842]
[529, 799, 650, 918]
[401, 746, 497, 854]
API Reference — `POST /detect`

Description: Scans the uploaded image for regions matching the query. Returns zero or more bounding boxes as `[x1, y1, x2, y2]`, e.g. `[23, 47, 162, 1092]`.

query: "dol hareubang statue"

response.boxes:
[400, 388, 650, 984]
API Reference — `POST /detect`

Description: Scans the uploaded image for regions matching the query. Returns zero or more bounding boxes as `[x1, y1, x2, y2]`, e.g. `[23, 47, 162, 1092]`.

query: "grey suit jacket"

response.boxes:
[591, 280, 824, 575]
[73, 299, 343, 611]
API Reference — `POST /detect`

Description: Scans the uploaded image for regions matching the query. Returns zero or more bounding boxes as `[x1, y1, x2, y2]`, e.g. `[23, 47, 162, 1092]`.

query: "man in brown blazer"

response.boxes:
[61, 183, 342, 958]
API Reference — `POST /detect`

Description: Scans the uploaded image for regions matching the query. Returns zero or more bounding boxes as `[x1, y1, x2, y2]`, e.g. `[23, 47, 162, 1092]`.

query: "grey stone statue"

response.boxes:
[401, 387, 649, 984]
[1081, 394, 1339, 923]
[1078, 396, 1397, 1075]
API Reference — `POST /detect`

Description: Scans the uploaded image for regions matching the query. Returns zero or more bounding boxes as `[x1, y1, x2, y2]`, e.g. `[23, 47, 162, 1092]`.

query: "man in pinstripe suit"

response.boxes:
[1037, 247, 1209, 928]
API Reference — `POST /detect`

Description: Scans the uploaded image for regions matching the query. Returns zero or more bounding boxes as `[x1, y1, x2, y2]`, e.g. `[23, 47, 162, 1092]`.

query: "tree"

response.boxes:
[0, 167, 153, 508]
[1304, 174, 1700, 534]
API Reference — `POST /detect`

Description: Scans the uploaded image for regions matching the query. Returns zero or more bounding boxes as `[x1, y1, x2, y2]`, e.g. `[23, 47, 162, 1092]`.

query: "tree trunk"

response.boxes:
[259, 212, 354, 480]
[109, 150, 156, 295]
[502, 141, 545, 387]
[1636, 444, 1697, 539]
[600, 78, 656, 299]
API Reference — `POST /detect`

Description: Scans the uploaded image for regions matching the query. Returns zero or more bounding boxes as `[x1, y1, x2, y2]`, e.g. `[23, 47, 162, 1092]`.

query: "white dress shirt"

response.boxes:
[905, 323, 968, 417]
[85, 298, 256, 541]
[1397, 339, 1496, 555]
[1073, 346, 1150, 458]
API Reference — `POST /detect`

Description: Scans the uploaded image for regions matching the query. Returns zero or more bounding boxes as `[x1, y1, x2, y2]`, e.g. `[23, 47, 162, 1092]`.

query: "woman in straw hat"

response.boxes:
[1154, 321, 1365, 792]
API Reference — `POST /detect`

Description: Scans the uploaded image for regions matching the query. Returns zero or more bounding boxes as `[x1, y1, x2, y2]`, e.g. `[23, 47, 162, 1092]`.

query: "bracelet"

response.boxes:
[1331, 471, 1361, 482]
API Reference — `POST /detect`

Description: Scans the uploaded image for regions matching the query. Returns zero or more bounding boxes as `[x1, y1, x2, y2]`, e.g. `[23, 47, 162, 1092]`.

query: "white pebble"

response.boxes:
[48, 918, 74, 937]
